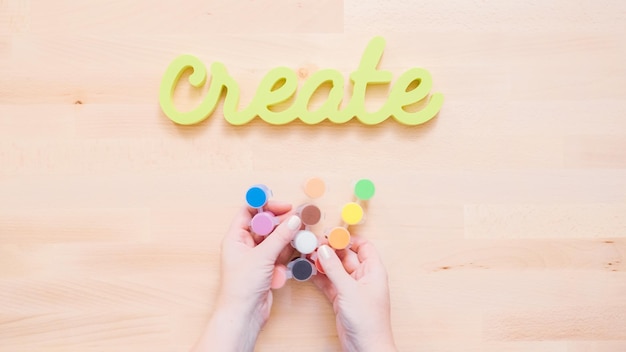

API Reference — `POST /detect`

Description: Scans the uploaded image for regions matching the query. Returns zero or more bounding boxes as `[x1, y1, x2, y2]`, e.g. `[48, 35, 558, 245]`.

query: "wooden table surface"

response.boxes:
[1, 1, 625, 351]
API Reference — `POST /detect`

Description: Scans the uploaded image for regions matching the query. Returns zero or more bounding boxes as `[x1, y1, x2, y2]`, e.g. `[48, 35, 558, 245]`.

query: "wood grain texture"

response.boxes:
[1, 1, 625, 351]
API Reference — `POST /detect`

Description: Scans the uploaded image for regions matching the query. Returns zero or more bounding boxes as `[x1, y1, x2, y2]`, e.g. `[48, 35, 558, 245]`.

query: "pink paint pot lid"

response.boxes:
[251, 212, 276, 236]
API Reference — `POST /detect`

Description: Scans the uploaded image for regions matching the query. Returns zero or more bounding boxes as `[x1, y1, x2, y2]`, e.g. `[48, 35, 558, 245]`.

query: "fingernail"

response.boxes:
[287, 215, 301, 231]
[319, 245, 332, 260]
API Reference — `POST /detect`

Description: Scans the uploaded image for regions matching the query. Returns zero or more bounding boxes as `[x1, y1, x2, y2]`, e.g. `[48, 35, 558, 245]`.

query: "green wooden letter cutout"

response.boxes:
[159, 37, 443, 126]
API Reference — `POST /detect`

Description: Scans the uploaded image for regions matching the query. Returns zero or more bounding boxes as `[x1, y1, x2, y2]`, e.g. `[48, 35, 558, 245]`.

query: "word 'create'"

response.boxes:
[159, 37, 443, 126]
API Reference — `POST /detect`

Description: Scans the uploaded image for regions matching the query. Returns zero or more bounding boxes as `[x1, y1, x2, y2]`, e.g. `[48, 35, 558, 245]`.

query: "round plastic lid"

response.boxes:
[300, 204, 321, 226]
[250, 212, 275, 236]
[304, 177, 325, 199]
[246, 185, 269, 208]
[354, 179, 375, 200]
[341, 202, 364, 225]
[315, 257, 325, 275]
[293, 230, 318, 254]
[328, 227, 351, 250]
[292, 259, 314, 281]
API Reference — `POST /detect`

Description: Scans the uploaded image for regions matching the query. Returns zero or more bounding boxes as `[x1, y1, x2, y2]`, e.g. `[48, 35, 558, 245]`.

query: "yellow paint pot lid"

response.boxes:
[341, 202, 364, 225]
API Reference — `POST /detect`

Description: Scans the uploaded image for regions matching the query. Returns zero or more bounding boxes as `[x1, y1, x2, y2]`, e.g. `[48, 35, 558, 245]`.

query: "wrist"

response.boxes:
[359, 340, 397, 352]
[193, 301, 264, 352]
[355, 329, 397, 352]
[367, 340, 397, 352]
[213, 298, 265, 335]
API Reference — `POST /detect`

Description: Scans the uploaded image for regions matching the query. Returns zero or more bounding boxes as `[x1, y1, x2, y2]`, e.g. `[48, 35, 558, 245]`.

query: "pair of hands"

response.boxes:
[192, 201, 396, 352]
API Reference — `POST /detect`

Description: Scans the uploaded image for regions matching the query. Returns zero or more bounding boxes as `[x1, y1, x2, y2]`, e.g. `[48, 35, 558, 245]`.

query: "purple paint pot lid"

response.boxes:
[251, 212, 276, 236]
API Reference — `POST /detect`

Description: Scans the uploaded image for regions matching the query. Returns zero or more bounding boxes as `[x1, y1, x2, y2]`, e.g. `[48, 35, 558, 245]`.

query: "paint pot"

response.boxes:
[246, 184, 271, 209]
[327, 226, 351, 250]
[341, 202, 364, 225]
[314, 257, 325, 275]
[291, 230, 318, 254]
[297, 203, 322, 226]
[308, 250, 325, 275]
[304, 177, 325, 199]
[354, 178, 375, 201]
[288, 258, 317, 282]
[250, 211, 278, 236]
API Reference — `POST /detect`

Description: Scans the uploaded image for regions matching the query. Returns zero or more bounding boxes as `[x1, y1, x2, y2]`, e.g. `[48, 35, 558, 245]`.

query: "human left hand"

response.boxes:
[192, 201, 302, 352]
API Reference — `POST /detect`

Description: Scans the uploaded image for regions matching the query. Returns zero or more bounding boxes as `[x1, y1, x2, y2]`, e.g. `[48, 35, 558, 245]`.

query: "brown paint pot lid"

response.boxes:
[299, 204, 321, 226]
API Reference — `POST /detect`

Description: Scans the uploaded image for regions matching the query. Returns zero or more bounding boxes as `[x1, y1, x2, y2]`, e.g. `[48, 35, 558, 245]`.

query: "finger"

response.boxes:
[317, 245, 353, 291]
[230, 206, 254, 233]
[225, 207, 256, 246]
[271, 264, 288, 289]
[318, 236, 329, 246]
[247, 200, 292, 218]
[248, 201, 293, 244]
[265, 201, 292, 216]
[260, 203, 302, 245]
[350, 237, 382, 264]
[251, 232, 265, 246]
[311, 274, 338, 303]
[336, 248, 360, 274]
[276, 243, 297, 265]
[257, 215, 302, 260]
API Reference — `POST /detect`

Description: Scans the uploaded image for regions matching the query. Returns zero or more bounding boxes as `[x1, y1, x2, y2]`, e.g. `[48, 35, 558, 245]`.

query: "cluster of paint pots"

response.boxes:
[245, 178, 375, 287]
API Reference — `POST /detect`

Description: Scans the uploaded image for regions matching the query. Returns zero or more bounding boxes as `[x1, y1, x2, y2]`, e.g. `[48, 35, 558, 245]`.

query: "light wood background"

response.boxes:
[1, 1, 626, 351]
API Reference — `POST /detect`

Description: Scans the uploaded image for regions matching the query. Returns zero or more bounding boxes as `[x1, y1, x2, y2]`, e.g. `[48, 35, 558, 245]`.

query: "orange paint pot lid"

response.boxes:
[304, 177, 325, 199]
[327, 227, 351, 250]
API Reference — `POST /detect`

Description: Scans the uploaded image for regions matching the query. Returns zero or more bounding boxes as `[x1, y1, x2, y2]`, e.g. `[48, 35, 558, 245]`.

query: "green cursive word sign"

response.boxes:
[159, 37, 443, 126]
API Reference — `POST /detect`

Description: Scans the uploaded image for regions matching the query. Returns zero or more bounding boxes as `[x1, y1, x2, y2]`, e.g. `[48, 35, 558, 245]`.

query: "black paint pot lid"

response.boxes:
[292, 259, 313, 281]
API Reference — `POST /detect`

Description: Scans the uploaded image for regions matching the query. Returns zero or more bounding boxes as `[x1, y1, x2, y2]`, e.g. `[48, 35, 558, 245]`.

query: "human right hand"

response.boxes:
[313, 238, 397, 352]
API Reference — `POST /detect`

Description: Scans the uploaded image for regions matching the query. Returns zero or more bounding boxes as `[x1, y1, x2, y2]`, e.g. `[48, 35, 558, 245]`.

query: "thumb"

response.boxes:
[257, 215, 301, 260]
[318, 245, 353, 290]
